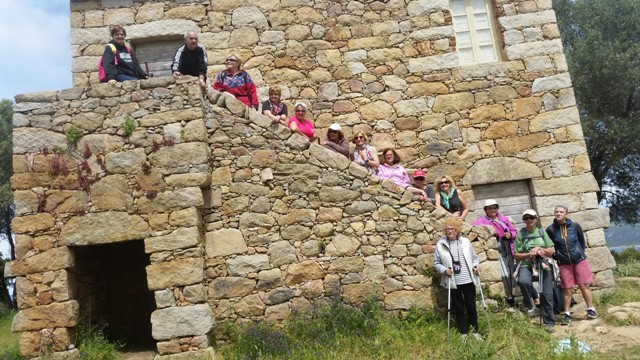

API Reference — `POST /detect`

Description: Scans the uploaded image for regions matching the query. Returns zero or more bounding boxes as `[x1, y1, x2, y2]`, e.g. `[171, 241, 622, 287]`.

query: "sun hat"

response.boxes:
[522, 209, 538, 217]
[484, 199, 499, 208]
[329, 123, 342, 131]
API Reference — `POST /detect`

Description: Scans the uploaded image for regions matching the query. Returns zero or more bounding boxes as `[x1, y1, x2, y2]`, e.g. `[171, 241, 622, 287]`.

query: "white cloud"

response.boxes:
[0, 0, 72, 101]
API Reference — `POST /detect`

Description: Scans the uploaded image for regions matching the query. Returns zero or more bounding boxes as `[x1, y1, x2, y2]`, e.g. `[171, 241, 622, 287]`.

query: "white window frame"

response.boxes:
[450, 0, 501, 65]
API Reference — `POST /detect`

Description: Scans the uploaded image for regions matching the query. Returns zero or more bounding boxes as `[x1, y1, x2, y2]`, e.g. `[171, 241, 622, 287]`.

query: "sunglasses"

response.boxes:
[486, 206, 499, 210]
[295, 109, 306, 113]
[523, 216, 537, 221]
[414, 177, 425, 181]
[355, 136, 365, 140]
[226, 58, 238, 63]
[439, 180, 450, 185]
[328, 129, 338, 134]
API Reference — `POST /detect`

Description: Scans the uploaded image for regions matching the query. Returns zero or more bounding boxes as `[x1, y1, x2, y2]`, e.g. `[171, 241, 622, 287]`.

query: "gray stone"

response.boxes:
[231, 6, 269, 29]
[12, 128, 67, 154]
[154, 289, 175, 309]
[104, 148, 146, 174]
[264, 287, 295, 305]
[146, 258, 203, 290]
[463, 157, 542, 185]
[209, 277, 255, 299]
[151, 304, 213, 340]
[149, 142, 210, 168]
[269, 241, 297, 267]
[325, 234, 360, 256]
[227, 254, 270, 275]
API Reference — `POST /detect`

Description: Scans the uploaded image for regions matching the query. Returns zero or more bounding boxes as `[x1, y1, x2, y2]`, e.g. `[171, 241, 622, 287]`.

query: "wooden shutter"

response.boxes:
[133, 39, 183, 78]
[471, 180, 533, 229]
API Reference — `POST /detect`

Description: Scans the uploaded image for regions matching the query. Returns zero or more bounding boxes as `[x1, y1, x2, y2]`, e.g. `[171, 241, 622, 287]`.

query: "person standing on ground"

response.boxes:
[434, 217, 483, 340]
[514, 209, 556, 333]
[546, 205, 597, 325]
[472, 199, 518, 307]
[171, 30, 208, 89]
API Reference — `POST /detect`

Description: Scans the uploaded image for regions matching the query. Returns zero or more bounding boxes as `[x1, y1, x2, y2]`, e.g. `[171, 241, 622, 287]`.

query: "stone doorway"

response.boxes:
[70, 240, 156, 350]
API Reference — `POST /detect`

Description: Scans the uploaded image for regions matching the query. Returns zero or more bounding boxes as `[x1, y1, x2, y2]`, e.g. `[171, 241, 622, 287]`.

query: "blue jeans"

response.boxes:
[116, 74, 138, 82]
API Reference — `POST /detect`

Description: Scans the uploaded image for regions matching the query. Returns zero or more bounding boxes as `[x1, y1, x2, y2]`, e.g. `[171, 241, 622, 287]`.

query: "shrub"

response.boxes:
[75, 323, 123, 360]
[65, 126, 83, 146]
[121, 114, 136, 137]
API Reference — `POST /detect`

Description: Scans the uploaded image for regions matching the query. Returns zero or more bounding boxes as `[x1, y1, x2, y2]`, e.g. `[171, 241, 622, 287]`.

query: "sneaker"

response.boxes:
[472, 333, 483, 341]
[586, 308, 597, 319]
[561, 313, 572, 325]
[520, 306, 537, 315]
[545, 325, 555, 333]
[461, 334, 468, 341]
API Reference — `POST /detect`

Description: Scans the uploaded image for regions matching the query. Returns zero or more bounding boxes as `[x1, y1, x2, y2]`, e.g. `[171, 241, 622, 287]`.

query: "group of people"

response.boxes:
[103, 26, 598, 338]
[435, 200, 597, 338]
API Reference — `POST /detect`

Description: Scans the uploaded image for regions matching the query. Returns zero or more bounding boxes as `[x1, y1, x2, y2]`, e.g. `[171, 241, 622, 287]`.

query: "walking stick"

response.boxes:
[447, 274, 452, 340]
[476, 272, 492, 335]
[538, 258, 543, 327]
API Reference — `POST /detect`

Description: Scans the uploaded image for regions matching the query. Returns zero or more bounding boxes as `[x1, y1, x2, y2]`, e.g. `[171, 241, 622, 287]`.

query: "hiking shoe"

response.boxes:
[520, 306, 537, 315]
[506, 297, 516, 308]
[472, 333, 483, 341]
[545, 325, 555, 333]
[586, 308, 597, 319]
[561, 313, 572, 325]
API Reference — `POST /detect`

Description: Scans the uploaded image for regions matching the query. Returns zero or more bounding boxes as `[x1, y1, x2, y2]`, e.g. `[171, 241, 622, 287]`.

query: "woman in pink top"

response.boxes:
[288, 102, 318, 141]
[376, 148, 412, 188]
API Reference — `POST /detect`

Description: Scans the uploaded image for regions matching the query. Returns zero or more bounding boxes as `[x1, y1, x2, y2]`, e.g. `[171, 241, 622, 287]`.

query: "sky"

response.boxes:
[0, 0, 72, 101]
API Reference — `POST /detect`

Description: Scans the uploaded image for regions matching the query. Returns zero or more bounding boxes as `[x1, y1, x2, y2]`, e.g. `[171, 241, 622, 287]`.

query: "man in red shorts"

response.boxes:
[546, 205, 596, 325]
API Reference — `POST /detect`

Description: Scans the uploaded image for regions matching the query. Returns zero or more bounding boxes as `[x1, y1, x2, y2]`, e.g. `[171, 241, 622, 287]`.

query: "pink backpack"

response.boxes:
[98, 44, 131, 83]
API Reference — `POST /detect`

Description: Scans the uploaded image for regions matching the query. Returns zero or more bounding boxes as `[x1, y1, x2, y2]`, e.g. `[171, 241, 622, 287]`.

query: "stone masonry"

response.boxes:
[8, 0, 616, 358]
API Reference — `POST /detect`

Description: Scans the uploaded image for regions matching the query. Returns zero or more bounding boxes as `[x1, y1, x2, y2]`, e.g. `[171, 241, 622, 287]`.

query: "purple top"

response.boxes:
[376, 164, 411, 188]
[472, 214, 518, 253]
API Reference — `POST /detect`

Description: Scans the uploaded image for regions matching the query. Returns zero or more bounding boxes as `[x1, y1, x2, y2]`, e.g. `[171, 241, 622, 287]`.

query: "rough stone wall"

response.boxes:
[7, 0, 618, 358]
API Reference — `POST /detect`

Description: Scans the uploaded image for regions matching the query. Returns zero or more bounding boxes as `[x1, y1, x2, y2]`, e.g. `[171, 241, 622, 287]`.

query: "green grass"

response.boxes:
[75, 323, 123, 360]
[0, 309, 21, 360]
[215, 299, 598, 360]
[612, 248, 640, 277]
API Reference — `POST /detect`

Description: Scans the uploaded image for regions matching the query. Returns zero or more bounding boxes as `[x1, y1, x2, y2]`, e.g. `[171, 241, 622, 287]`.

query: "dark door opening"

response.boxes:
[71, 240, 156, 350]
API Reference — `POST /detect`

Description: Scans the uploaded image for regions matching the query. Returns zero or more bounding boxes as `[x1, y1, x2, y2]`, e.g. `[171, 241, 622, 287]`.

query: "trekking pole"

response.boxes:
[538, 258, 543, 327]
[447, 273, 452, 341]
[476, 270, 491, 335]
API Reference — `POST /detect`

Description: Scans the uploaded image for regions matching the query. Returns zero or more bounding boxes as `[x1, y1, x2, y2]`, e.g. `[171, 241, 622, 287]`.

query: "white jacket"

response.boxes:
[434, 236, 480, 289]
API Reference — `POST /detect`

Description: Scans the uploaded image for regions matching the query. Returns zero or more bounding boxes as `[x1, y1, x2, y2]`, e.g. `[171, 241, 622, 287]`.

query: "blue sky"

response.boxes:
[0, 0, 72, 101]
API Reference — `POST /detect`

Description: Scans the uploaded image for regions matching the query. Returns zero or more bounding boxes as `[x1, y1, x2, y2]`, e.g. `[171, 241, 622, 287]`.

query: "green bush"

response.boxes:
[65, 126, 83, 146]
[121, 114, 136, 137]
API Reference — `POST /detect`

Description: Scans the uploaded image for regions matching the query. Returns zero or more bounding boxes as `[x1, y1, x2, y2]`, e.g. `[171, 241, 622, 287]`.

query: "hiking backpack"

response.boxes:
[98, 44, 131, 83]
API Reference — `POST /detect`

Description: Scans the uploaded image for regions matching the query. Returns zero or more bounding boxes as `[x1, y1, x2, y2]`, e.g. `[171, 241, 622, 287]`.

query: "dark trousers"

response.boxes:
[450, 282, 478, 334]
[518, 267, 555, 325]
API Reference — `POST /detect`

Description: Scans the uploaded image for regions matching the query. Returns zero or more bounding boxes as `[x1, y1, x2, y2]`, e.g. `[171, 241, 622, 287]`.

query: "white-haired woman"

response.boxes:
[288, 102, 317, 141]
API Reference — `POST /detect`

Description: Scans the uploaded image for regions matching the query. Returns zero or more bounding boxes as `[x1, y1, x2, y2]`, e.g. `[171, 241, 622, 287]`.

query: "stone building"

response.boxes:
[8, 0, 615, 358]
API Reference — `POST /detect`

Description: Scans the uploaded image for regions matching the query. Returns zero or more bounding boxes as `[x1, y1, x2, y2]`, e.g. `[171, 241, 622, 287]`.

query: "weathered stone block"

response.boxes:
[146, 258, 203, 290]
[285, 260, 324, 285]
[209, 277, 255, 299]
[145, 227, 200, 253]
[12, 301, 79, 331]
[227, 254, 270, 275]
[342, 283, 383, 303]
[151, 304, 213, 340]
[60, 212, 149, 246]
[205, 228, 247, 257]
[11, 247, 74, 276]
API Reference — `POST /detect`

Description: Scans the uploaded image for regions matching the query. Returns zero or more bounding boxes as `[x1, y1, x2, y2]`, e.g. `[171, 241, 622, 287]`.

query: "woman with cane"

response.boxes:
[514, 209, 556, 333]
[434, 217, 482, 340]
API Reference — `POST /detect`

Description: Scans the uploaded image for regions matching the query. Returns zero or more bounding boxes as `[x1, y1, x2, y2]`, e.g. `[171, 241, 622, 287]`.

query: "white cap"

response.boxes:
[483, 199, 498, 208]
[522, 209, 538, 217]
[329, 123, 342, 131]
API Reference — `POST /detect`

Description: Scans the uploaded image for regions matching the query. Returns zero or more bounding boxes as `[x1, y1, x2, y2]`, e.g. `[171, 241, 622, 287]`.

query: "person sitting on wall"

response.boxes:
[213, 53, 259, 110]
[434, 217, 483, 340]
[351, 131, 379, 174]
[434, 175, 468, 219]
[288, 102, 318, 141]
[472, 199, 518, 307]
[408, 169, 435, 204]
[376, 149, 427, 196]
[171, 30, 208, 90]
[102, 25, 149, 85]
[322, 123, 349, 158]
[262, 86, 288, 125]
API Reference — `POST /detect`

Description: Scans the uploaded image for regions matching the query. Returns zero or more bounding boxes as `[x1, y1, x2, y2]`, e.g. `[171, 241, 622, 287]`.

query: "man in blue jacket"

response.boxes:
[546, 205, 597, 325]
[172, 30, 208, 89]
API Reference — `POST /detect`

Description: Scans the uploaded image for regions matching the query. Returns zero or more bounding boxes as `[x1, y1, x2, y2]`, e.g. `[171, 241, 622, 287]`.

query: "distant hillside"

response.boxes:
[606, 223, 640, 251]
